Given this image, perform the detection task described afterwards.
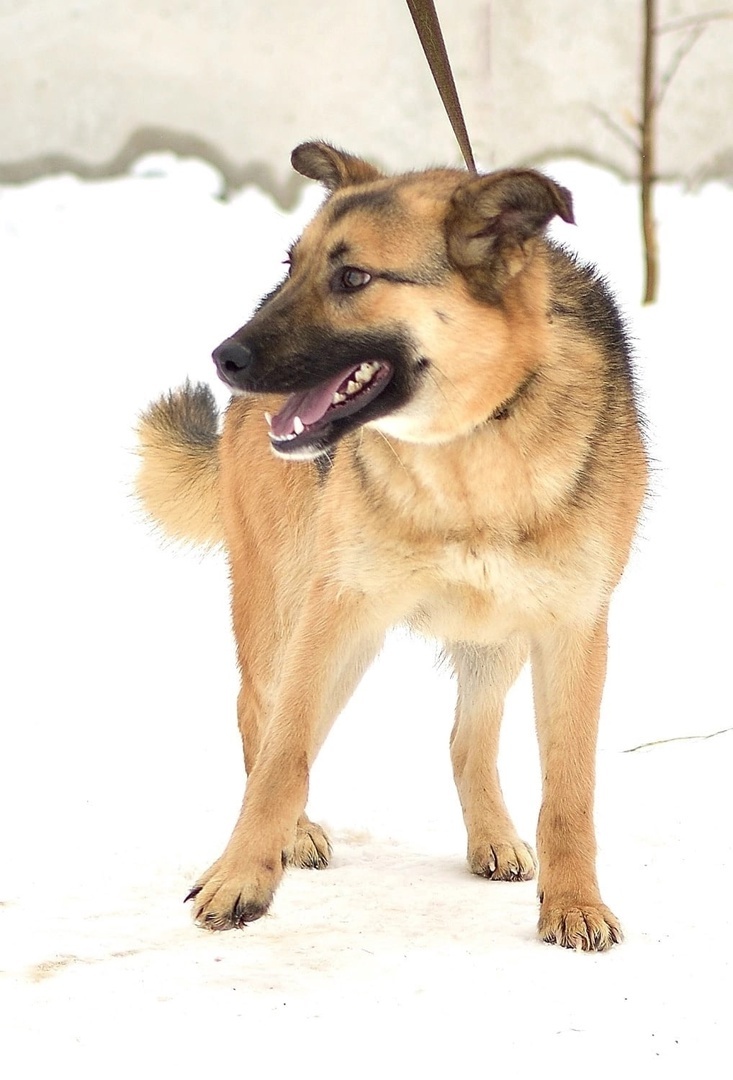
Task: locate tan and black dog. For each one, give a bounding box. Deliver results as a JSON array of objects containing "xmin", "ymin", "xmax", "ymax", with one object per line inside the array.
[{"xmin": 137, "ymin": 142, "xmax": 647, "ymax": 949}]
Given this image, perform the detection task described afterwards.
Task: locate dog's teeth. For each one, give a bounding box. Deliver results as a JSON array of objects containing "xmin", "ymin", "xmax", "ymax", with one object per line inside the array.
[
  {"xmin": 346, "ymin": 380, "xmax": 359, "ymax": 395},
  {"xmin": 355, "ymin": 367, "xmax": 370, "ymax": 385},
  {"xmin": 293, "ymin": 416, "xmax": 304, "ymax": 435},
  {"xmin": 332, "ymin": 391, "xmax": 346, "ymax": 404},
  {"xmin": 264, "ymin": 411, "xmax": 272, "ymax": 426}
]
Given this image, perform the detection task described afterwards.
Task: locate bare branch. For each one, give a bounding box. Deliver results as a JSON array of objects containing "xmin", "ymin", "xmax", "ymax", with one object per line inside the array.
[
  {"xmin": 655, "ymin": 24, "xmax": 706, "ymax": 109},
  {"xmin": 637, "ymin": 3, "xmax": 732, "ymax": 303},
  {"xmin": 657, "ymin": 10, "xmax": 733, "ymax": 34},
  {"xmin": 588, "ymin": 105, "xmax": 641, "ymax": 154},
  {"xmin": 623, "ymin": 727, "xmax": 733, "ymax": 753},
  {"xmin": 641, "ymin": 0, "xmax": 658, "ymax": 304}
]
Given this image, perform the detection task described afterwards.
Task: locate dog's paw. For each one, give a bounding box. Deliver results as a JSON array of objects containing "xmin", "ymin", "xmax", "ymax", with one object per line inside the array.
[
  {"xmin": 538, "ymin": 898, "xmax": 622, "ymax": 951},
  {"xmin": 286, "ymin": 816, "xmax": 332, "ymax": 869},
  {"xmin": 185, "ymin": 857, "xmax": 281, "ymax": 931},
  {"xmin": 468, "ymin": 837, "xmax": 537, "ymax": 881}
]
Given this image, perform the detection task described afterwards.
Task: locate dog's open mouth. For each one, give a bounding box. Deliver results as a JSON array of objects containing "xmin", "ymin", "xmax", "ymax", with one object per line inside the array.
[{"xmin": 267, "ymin": 360, "xmax": 393, "ymax": 453}]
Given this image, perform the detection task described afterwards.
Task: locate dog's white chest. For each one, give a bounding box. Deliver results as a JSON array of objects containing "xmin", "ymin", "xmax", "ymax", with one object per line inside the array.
[
  {"xmin": 440, "ymin": 539, "xmax": 535, "ymax": 595},
  {"xmin": 415, "ymin": 537, "xmax": 605, "ymax": 643}
]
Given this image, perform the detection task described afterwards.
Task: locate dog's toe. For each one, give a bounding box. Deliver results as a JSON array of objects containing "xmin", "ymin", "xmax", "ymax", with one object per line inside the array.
[
  {"xmin": 286, "ymin": 816, "xmax": 332, "ymax": 869},
  {"xmin": 539, "ymin": 899, "xmax": 622, "ymax": 951},
  {"xmin": 186, "ymin": 858, "xmax": 279, "ymax": 931},
  {"xmin": 468, "ymin": 838, "xmax": 537, "ymax": 881}
]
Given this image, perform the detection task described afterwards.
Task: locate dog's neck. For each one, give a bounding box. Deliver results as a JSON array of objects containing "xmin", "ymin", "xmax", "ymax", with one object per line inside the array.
[{"xmin": 349, "ymin": 360, "xmax": 599, "ymax": 545}]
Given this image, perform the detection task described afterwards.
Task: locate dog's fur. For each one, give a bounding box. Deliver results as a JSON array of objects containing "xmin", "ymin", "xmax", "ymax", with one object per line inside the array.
[{"xmin": 137, "ymin": 143, "xmax": 647, "ymax": 950}]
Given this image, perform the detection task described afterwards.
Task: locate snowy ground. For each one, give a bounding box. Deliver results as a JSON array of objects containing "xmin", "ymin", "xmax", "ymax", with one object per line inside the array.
[{"xmin": 0, "ymin": 153, "xmax": 731, "ymax": 1077}]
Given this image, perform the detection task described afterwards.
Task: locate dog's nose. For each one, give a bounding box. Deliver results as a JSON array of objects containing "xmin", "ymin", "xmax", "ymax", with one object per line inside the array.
[{"xmin": 212, "ymin": 338, "xmax": 253, "ymax": 377}]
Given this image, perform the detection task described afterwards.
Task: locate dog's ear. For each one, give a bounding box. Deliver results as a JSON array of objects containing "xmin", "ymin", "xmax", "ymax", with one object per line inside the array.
[
  {"xmin": 291, "ymin": 142, "xmax": 383, "ymax": 191},
  {"xmin": 446, "ymin": 170, "xmax": 574, "ymax": 300}
]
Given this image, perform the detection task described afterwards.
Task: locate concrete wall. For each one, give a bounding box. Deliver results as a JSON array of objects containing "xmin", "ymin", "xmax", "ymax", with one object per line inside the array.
[{"xmin": 1, "ymin": 0, "xmax": 731, "ymax": 200}]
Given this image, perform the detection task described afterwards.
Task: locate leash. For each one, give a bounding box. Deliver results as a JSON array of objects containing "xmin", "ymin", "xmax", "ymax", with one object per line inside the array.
[{"xmin": 405, "ymin": 0, "xmax": 477, "ymax": 173}]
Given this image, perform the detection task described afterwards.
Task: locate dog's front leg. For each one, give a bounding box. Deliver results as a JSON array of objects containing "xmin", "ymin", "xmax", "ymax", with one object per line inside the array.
[
  {"xmin": 531, "ymin": 609, "xmax": 622, "ymax": 950},
  {"xmin": 449, "ymin": 637, "xmax": 537, "ymax": 881},
  {"xmin": 188, "ymin": 580, "xmax": 385, "ymax": 931}
]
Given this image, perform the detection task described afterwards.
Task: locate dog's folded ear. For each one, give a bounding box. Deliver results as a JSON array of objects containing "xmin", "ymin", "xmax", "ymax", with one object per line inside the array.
[
  {"xmin": 447, "ymin": 170, "xmax": 575, "ymax": 301},
  {"xmin": 291, "ymin": 142, "xmax": 383, "ymax": 191}
]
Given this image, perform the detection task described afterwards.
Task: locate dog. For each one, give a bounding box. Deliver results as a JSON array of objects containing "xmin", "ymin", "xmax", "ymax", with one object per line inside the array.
[{"xmin": 136, "ymin": 142, "xmax": 647, "ymax": 950}]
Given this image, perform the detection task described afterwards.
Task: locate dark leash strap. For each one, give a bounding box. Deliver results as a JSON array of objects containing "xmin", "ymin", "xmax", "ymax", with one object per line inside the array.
[{"xmin": 405, "ymin": 0, "xmax": 477, "ymax": 173}]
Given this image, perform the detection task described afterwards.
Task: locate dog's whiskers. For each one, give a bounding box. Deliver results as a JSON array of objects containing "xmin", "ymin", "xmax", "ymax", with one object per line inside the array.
[
  {"xmin": 423, "ymin": 361, "xmax": 471, "ymax": 420},
  {"xmin": 375, "ymin": 429, "xmax": 411, "ymax": 479}
]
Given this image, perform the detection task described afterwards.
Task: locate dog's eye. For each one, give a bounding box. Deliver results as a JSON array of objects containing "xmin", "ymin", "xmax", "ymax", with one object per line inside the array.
[{"xmin": 337, "ymin": 267, "xmax": 372, "ymax": 291}]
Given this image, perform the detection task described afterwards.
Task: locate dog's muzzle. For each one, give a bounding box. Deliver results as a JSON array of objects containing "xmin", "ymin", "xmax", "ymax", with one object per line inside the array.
[{"xmin": 212, "ymin": 338, "xmax": 253, "ymax": 389}]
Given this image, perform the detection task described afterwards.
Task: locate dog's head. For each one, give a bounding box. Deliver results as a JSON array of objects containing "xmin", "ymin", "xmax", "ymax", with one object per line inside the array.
[{"xmin": 213, "ymin": 142, "xmax": 574, "ymax": 460}]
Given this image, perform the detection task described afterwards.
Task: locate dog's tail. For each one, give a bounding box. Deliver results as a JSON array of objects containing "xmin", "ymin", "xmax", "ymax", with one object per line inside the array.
[{"xmin": 135, "ymin": 381, "xmax": 224, "ymax": 547}]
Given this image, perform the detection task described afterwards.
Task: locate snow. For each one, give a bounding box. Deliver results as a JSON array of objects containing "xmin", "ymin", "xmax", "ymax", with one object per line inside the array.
[{"xmin": 0, "ymin": 153, "xmax": 731, "ymax": 1077}]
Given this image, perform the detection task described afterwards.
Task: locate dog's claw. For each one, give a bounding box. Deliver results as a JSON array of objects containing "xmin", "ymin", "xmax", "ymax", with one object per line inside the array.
[
  {"xmin": 538, "ymin": 901, "xmax": 622, "ymax": 951},
  {"xmin": 184, "ymin": 885, "xmax": 202, "ymax": 903}
]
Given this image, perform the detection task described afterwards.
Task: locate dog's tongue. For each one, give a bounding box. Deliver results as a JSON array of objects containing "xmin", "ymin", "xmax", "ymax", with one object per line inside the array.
[{"xmin": 270, "ymin": 368, "xmax": 355, "ymax": 437}]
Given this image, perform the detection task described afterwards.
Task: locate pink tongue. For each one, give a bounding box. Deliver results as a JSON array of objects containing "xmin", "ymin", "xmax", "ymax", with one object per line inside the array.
[{"xmin": 270, "ymin": 367, "xmax": 356, "ymax": 437}]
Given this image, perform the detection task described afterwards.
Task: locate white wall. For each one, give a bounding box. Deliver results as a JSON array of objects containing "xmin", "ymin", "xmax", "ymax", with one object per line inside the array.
[{"xmin": 1, "ymin": 0, "xmax": 731, "ymax": 199}]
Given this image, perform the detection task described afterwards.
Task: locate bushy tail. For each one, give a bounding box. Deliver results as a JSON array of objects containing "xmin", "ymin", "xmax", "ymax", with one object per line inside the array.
[{"xmin": 135, "ymin": 381, "xmax": 224, "ymax": 547}]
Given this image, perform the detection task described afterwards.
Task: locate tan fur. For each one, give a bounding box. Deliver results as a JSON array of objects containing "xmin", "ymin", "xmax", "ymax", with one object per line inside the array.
[
  {"xmin": 137, "ymin": 145, "xmax": 647, "ymax": 949},
  {"xmin": 136, "ymin": 383, "xmax": 223, "ymax": 547}
]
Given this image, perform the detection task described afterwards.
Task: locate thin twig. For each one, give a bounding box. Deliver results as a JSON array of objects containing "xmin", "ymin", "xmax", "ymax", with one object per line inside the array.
[
  {"xmin": 655, "ymin": 25, "xmax": 706, "ymax": 109},
  {"xmin": 657, "ymin": 11, "xmax": 733, "ymax": 34},
  {"xmin": 589, "ymin": 105, "xmax": 641, "ymax": 154},
  {"xmin": 622, "ymin": 727, "xmax": 733, "ymax": 753},
  {"xmin": 641, "ymin": 0, "xmax": 658, "ymax": 304}
]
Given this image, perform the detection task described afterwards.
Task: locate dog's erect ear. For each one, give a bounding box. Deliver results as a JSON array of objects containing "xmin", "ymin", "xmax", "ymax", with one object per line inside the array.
[
  {"xmin": 291, "ymin": 142, "xmax": 383, "ymax": 191},
  {"xmin": 446, "ymin": 169, "xmax": 574, "ymax": 300}
]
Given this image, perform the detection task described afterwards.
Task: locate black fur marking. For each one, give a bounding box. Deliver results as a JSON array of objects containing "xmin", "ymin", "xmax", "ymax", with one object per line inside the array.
[
  {"xmin": 222, "ymin": 317, "xmax": 422, "ymax": 457},
  {"xmin": 545, "ymin": 244, "xmax": 647, "ymax": 508},
  {"xmin": 328, "ymin": 187, "xmax": 395, "ymax": 225},
  {"xmin": 314, "ymin": 452, "xmax": 334, "ymax": 481},
  {"xmin": 351, "ymin": 446, "xmax": 393, "ymax": 514},
  {"xmin": 351, "ymin": 447, "xmax": 372, "ymax": 496},
  {"xmin": 548, "ymin": 245, "xmax": 631, "ymax": 362},
  {"xmin": 328, "ymin": 240, "xmax": 351, "ymax": 264},
  {"xmin": 376, "ymin": 269, "xmax": 433, "ymax": 286},
  {"xmin": 488, "ymin": 371, "xmax": 538, "ymax": 422}
]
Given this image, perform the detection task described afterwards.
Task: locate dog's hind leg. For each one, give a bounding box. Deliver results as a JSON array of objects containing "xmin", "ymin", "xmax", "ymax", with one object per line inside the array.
[
  {"xmin": 188, "ymin": 579, "xmax": 386, "ymax": 930},
  {"xmin": 531, "ymin": 609, "xmax": 622, "ymax": 951},
  {"xmin": 449, "ymin": 637, "xmax": 536, "ymax": 882}
]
